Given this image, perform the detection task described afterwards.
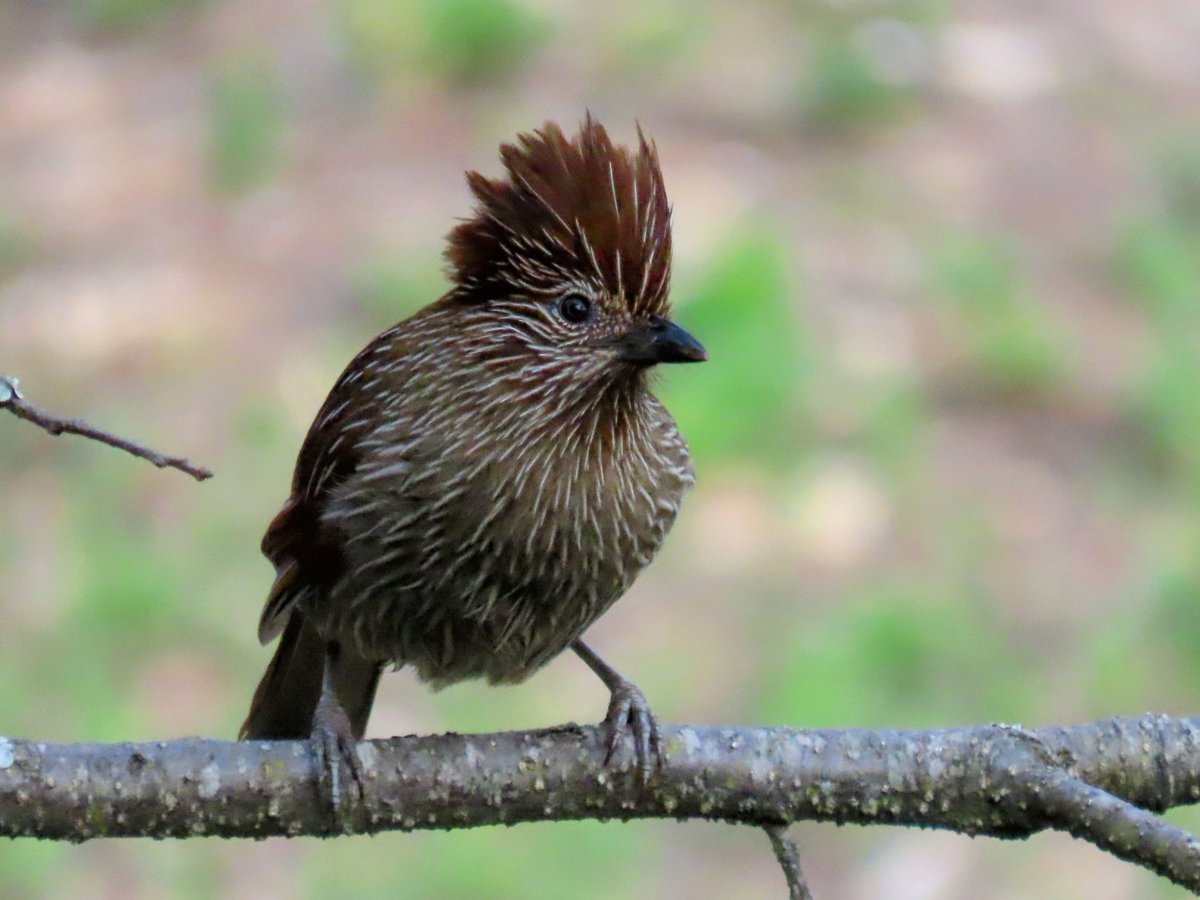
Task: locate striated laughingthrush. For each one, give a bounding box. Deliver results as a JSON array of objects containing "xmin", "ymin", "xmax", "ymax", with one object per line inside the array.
[{"xmin": 241, "ymin": 117, "xmax": 705, "ymax": 775}]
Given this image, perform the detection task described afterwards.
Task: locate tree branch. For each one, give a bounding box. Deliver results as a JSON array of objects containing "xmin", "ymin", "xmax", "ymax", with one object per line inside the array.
[
  {"xmin": 2, "ymin": 715, "xmax": 1199, "ymax": 891},
  {"xmin": 0, "ymin": 376, "xmax": 212, "ymax": 481}
]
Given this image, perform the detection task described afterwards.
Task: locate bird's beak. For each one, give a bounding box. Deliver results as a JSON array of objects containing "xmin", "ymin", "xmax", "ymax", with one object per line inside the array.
[{"xmin": 613, "ymin": 316, "xmax": 708, "ymax": 365}]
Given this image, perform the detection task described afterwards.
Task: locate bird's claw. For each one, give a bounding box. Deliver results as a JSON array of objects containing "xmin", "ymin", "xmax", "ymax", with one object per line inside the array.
[
  {"xmin": 602, "ymin": 679, "xmax": 662, "ymax": 781},
  {"xmin": 310, "ymin": 698, "xmax": 364, "ymax": 827}
]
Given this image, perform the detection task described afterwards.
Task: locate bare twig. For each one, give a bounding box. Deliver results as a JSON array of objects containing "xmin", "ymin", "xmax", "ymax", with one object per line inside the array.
[
  {"xmin": 765, "ymin": 824, "xmax": 813, "ymax": 900},
  {"xmin": 0, "ymin": 376, "xmax": 212, "ymax": 481},
  {"xmin": 1037, "ymin": 769, "xmax": 1200, "ymax": 889},
  {"xmin": 2, "ymin": 716, "xmax": 1200, "ymax": 892}
]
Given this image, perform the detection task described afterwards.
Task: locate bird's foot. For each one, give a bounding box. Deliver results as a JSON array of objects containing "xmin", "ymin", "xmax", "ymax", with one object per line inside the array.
[
  {"xmin": 601, "ymin": 678, "xmax": 662, "ymax": 781},
  {"xmin": 310, "ymin": 694, "xmax": 364, "ymax": 827}
]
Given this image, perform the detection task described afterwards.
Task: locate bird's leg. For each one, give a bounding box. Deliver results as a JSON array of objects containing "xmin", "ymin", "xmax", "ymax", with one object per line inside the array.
[
  {"xmin": 572, "ymin": 639, "xmax": 662, "ymax": 780},
  {"xmin": 311, "ymin": 642, "xmax": 365, "ymax": 823}
]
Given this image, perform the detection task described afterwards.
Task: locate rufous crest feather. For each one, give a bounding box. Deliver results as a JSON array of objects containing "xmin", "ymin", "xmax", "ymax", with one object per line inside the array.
[{"xmin": 447, "ymin": 115, "xmax": 672, "ymax": 318}]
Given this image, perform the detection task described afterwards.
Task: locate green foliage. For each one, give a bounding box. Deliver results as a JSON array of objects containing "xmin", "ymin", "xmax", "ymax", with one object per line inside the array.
[
  {"xmin": 927, "ymin": 233, "xmax": 1068, "ymax": 393},
  {"xmin": 1112, "ymin": 217, "xmax": 1200, "ymax": 496},
  {"xmin": 69, "ymin": 0, "xmax": 200, "ymax": 30},
  {"xmin": 424, "ymin": 0, "xmax": 546, "ymax": 83},
  {"xmin": 1138, "ymin": 567, "xmax": 1200, "ymax": 704},
  {"xmin": 592, "ymin": 0, "xmax": 705, "ymax": 82},
  {"xmin": 0, "ymin": 843, "xmax": 68, "ymax": 897},
  {"xmin": 339, "ymin": 0, "xmax": 547, "ymax": 86},
  {"xmin": 70, "ymin": 518, "xmax": 181, "ymax": 640},
  {"xmin": 857, "ymin": 382, "xmax": 929, "ymax": 479},
  {"xmin": 305, "ymin": 823, "xmax": 646, "ymax": 900},
  {"xmin": 1155, "ymin": 141, "xmax": 1200, "ymax": 232},
  {"xmin": 1080, "ymin": 617, "xmax": 1152, "ymax": 715},
  {"xmin": 208, "ymin": 58, "xmax": 286, "ymax": 195},
  {"xmin": 756, "ymin": 579, "xmax": 1032, "ymax": 728},
  {"xmin": 791, "ymin": 1, "xmax": 946, "ymax": 132},
  {"xmin": 800, "ymin": 36, "xmax": 912, "ymax": 131},
  {"xmin": 349, "ymin": 252, "xmax": 445, "ymax": 326},
  {"xmin": 0, "ymin": 211, "xmax": 36, "ymax": 276},
  {"xmin": 1113, "ymin": 220, "xmax": 1200, "ymax": 320},
  {"xmin": 1139, "ymin": 340, "xmax": 1200, "ymax": 496},
  {"xmin": 659, "ymin": 225, "xmax": 811, "ymax": 468}
]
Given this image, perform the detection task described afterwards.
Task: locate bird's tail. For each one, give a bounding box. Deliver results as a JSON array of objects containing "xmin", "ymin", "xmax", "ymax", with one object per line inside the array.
[{"xmin": 240, "ymin": 613, "xmax": 383, "ymax": 740}]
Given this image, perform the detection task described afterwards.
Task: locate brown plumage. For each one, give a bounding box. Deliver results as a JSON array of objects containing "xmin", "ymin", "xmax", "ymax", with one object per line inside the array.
[{"xmin": 242, "ymin": 117, "xmax": 705, "ymax": 776}]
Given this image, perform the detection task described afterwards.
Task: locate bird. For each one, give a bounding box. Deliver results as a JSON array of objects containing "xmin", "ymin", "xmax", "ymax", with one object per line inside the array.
[{"xmin": 241, "ymin": 116, "xmax": 706, "ymax": 792}]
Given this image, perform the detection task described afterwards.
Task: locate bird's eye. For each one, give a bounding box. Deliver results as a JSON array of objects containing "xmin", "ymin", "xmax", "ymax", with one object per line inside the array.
[{"xmin": 557, "ymin": 293, "xmax": 593, "ymax": 324}]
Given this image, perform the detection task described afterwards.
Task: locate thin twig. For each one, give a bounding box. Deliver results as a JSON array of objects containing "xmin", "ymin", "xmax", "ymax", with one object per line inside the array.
[
  {"xmin": 0, "ymin": 376, "xmax": 212, "ymax": 481},
  {"xmin": 1036, "ymin": 769, "xmax": 1200, "ymax": 889},
  {"xmin": 765, "ymin": 824, "xmax": 813, "ymax": 900}
]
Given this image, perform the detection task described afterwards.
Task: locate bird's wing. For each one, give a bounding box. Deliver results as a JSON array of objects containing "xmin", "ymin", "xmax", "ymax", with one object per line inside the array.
[{"xmin": 257, "ymin": 328, "xmax": 403, "ymax": 644}]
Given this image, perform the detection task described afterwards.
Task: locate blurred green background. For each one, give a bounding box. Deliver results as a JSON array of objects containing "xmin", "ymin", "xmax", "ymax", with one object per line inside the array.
[{"xmin": 1, "ymin": 0, "xmax": 1199, "ymax": 897}]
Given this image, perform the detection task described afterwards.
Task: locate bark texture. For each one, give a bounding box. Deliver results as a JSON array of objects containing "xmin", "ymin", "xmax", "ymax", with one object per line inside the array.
[{"xmin": 2, "ymin": 716, "xmax": 1199, "ymax": 891}]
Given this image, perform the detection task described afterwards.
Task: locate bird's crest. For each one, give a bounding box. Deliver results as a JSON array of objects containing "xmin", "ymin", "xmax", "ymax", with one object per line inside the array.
[{"xmin": 447, "ymin": 116, "xmax": 672, "ymax": 319}]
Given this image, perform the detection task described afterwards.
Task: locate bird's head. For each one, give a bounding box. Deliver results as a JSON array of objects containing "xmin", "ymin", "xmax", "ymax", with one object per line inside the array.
[{"xmin": 444, "ymin": 117, "xmax": 706, "ymax": 388}]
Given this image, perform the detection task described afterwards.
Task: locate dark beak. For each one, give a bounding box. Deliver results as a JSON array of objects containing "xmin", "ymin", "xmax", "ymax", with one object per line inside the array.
[{"xmin": 613, "ymin": 316, "xmax": 708, "ymax": 365}]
